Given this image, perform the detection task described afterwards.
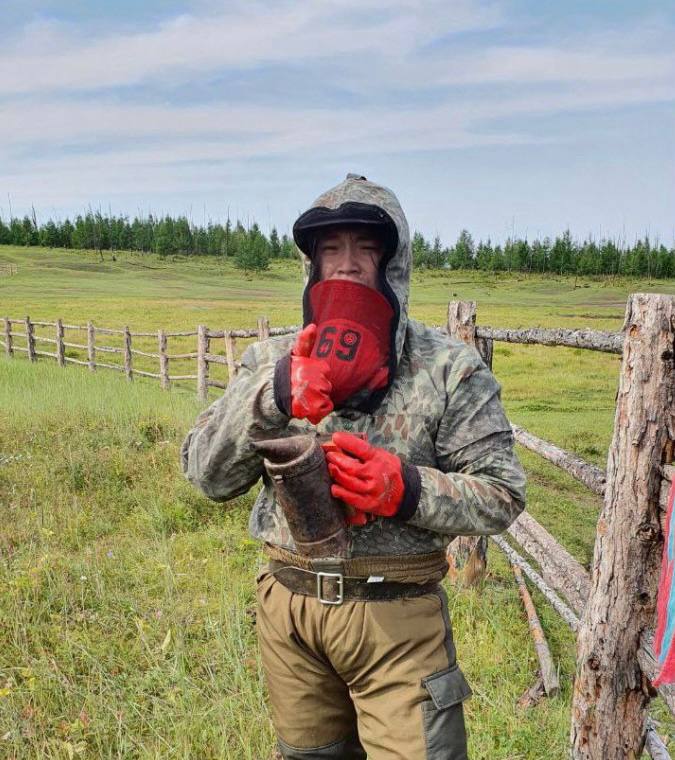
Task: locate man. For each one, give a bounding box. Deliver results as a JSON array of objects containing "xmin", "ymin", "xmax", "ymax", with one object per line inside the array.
[{"xmin": 181, "ymin": 174, "xmax": 526, "ymax": 759}]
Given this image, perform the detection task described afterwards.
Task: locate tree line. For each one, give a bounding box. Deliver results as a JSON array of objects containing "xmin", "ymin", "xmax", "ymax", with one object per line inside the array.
[
  {"xmin": 1, "ymin": 212, "xmax": 674, "ymax": 277},
  {"xmin": 0, "ymin": 212, "xmax": 291, "ymax": 271},
  {"xmin": 412, "ymin": 230, "xmax": 675, "ymax": 278}
]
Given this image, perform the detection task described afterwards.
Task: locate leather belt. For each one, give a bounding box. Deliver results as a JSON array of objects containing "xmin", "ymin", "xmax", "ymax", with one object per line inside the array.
[{"xmin": 268, "ymin": 559, "xmax": 439, "ymax": 605}]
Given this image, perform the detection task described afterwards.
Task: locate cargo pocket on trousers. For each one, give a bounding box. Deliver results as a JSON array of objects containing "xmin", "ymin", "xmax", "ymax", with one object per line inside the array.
[{"xmin": 421, "ymin": 664, "xmax": 472, "ymax": 760}]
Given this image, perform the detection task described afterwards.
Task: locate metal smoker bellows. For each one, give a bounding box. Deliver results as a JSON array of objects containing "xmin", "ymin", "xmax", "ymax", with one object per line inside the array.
[{"xmin": 252, "ymin": 434, "xmax": 348, "ymax": 558}]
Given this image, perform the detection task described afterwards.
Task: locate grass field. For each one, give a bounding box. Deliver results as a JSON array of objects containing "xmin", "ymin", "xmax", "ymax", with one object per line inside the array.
[{"xmin": 1, "ymin": 244, "xmax": 674, "ymax": 758}]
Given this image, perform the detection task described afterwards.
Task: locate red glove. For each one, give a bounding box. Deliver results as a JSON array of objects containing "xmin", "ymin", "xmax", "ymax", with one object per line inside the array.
[
  {"xmin": 290, "ymin": 324, "xmax": 334, "ymax": 425},
  {"xmin": 323, "ymin": 432, "xmax": 405, "ymax": 524}
]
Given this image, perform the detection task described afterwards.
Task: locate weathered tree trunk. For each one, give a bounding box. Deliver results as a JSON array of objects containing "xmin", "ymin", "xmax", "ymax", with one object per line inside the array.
[
  {"xmin": 446, "ymin": 301, "xmax": 490, "ymax": 586},
  {"xmin": 224, "ymin": 330, "xmax": 237, "ymax": 384},
  {"xmin": 257, "ymin": 315, "xmax": 270, "ymax": 341},
  {"xmin": 512, "ymin": 564, "xmax": 560, "ymax": 696},
  {"xmin": 158, "ymin": 329, "xmax": 169, "ymax": 390},
  {"xmin": 4, "ymin": 317, "xmax": 13, "ymax": 357},
  {"xmin": 447, "ymin": 300, "xmax": 476, "ymax": 345},
  {"xmin": 197, "ymin": 325, "xmax": 209, "ymax": 402},
  {"xmin": 87, "ymin": 321, "xmax": 96, "ymax": 372},
  {"xmin": 55, "ymin": 319, "xmax": 65, "ymax": 367},
  {"xmin": 25, "ymin": 316, "xmax": 36, "ymax": 361},
  {"xmin": 508, "ymin": 511, "xmax": 591, "ymax": 617},
  {"xmin": 571, "ymin": 293, "xmax": 675, "ymax": 759},
  {"xmin": 476, "ymin": 335, "xmax": 493, "ymax": 369},
  {"xmin": 475, "ymin": 325, "xmax": 623, "ymax": 354},
  {"xmin": 491, "ymin": 534, "xmax": 580, "ymax": 631},
  {"xmin": 123, "ymin": 325, "xmax": 133, "ymax": 381},
  {"xmin": 512, "ymin": 424, "xmax": 606, "ymax": 496}
]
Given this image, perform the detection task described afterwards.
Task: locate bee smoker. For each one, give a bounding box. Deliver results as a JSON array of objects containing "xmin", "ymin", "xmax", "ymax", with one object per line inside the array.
[{"xmin": 252, "ymin": 434, "xmax": 349, "ymax": 558}]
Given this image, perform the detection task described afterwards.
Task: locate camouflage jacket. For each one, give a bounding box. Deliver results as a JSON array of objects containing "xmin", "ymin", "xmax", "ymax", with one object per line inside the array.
[{"xmin": 181, "ymin": 175, "xmax": 526, "ymax": 557}]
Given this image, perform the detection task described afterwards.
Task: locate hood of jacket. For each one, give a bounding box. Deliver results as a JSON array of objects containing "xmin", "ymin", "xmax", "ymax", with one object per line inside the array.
[{"xmin": 294, "ymin": 174, "xmax": 411, "ymax": 413}]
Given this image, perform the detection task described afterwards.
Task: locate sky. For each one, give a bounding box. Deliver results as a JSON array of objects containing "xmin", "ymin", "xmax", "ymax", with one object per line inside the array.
[{"xmin": 1, "ymin": 0, "xmax": 674, "ymax": 245}]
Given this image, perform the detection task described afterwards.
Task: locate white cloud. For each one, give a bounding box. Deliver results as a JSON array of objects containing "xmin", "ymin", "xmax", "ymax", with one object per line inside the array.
[{"xmin": 0, "ymin": 0, "xmax": 501, "ymax": 96}]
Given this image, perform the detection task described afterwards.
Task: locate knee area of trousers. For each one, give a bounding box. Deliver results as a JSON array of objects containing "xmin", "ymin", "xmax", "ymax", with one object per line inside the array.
[{"xmin": 277, "ymin": 731, "xmax": 366, "ymax": 759}]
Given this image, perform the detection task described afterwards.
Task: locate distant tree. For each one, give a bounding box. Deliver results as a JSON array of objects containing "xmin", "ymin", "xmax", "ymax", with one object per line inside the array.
[
  {"xmin": 656, "ymin": 244, "xmax": 674, "ymax": 279},
  {"xmin": 530, "ymin": 239, "xmax": 549, "ymax": 273},
  {"xmin": 39, "ymin": 219, "xmax": 61, "ymax": 248},
  {"xmin": 491, "ymin": 244, "xmax": 505, "ymax": 271},
  {"xmin": 131, "ymin": 216, "xmax": 154, "ymax": 252},
  {"xmin": 109, "ymin": 215, "xmax": 132, "ymax": 252},
  {"xmin": 154, "ymin": 217, "xmax": 175, "ymax": 257},
  {"xmin": 223, "ymin": 219, "xmax": 232, "ymax": 256},
  {"xmin": 235, "ymin": 227, "xmax": 270, "ymax": 271},
  {"xmin": 17, "ymin": 216, "xmax": 39, "ymax": 246},
  {"xmin": 550, "ymin": 230, "xmax": 575, "ymax": 275},
  {"xmin": 599, "ymin": 240, "xmax": 620, "ymax": 276},
  {"xmin": 429, "ymin": 236, "xmax": 445, "ymax": 268},
  {"xmin": 277, "ymin": 233, "xmax": 293, "ymax": 259},
  {"xmin": 229, "ymin": 221, "xmax": 248, "ymax": 259},
  {"xmin": 72, "ymin": 214, "xmax": 92, "ymax": 249},
  {"xmin": 173, "ymin": 216, "xmax": 193, "ymax": 254},
  {"xmin": 202, "ymin": 223, "xmax": 222, "ymax": 256},
  {"xmin": 412, "ymin": 231, "xmax": 431, "ymax": 269},
  {"xmin": 577, "ymin": 240, "xmax": 599, "ymax": 275},
  {"xmin": 269, "ymin": 227, "xmax": 282, "ymax": 258},
  {"xmin": 449, "ymin": 230, "xmax": 475, "ymax": 269},
  {"xmin": 0, "ymin": 218, "xmax": 10, "ymax": 244},
  {"xmin": 60, "ymin": 219, "xmax": 75, "ymax": 248},
  {"xmin": 511, "ymin": 239, "xmax": 530, "ymax": 271},
  {"xmin": 475, "ymin": 239, "xmax": 493, "ymax": 271}
]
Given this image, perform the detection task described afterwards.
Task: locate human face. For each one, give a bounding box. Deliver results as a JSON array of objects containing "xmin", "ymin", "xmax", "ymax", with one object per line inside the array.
[{"xmin": 315, "ymin": 227, "xmax": 385, "ymax": 290}]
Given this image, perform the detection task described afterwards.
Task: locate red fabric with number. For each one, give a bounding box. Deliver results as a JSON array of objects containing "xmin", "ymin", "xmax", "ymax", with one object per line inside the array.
[{"xmin": 309, "ymin": 279, "xmax": 393, "ymax": 405}]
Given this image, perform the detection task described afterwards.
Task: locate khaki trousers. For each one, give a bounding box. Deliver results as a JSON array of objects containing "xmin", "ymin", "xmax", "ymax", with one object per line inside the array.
[{"xmin": 255, "ymin": 568, "xmax": 472, "ymax": 759}]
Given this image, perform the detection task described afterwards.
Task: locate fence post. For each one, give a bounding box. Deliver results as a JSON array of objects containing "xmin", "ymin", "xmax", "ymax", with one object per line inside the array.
[
  {"xmin": 3, "ymin": 317, "xmax": 12, "ymax": 358},
  {"xmin": 123, "ymin": 325, "xmax": 133, "ymax": 381},
  {"xmin": 25, "ymin": 316, "xmax": 36, "ymax": 362},
  {"xmin": 257, "ymin": 316, "xmax": 270, "ymax": 341},
  {"xmin": 571, "ymin": 293, "xmax": 675, "ymax": 758},
  {"xmin": 446, "ymin": 300, "xmax": 488, "ymax": 586},
  {"xmin": 87, "ymin": 322, "xmax": 96, "ymax": 371},
  {"xmin": 447, "ymin": 300, "xmax": 494, "ymax": 368},
  {"xmin": 476, "ymin": 334, "xmax": 493, "ymax": 370},
  {"xmin": 158, "ymin": 329, "xmax": 169, "ymax": 390},
  {"xmin": 224, "ymin": 329, "xmax": 237, "ymax": 384},
  {"xmin": 56, "ymin": 319, "xmax": 65, "ymax": 367},
  {"xmin": 197, "ymin": 325, "xmax": 209, "ymax": 402}
]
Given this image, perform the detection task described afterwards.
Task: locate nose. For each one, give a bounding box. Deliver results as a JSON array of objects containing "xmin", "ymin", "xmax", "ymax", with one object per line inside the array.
[{"xmin": 335, "ymin": 241, "xmax": 361, "ymax": 276}]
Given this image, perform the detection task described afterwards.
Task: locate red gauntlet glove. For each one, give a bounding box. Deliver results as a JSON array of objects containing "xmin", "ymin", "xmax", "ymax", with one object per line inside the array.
[
  {"xmin": 290, "ymin": 324, "xmax": 334, "ymax": 425},
  {"xmin": 323, "ymin": 432, "xmax": 406, "ymax": 525}
]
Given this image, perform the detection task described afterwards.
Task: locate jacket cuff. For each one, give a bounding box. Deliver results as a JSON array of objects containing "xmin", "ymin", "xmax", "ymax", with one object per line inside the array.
[
  {"xmin": 273, "ymin": 354, "xmax": 292, "ymax": 417},
  {"xmin": 398, "ymin": 463, "xmax": 421, "ymax": 521}
]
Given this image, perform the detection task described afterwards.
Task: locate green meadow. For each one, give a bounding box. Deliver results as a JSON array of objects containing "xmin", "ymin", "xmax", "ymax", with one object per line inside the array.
[{"xmin": 1, "ymin": 244, "xmax": 674, "ymax": 758}]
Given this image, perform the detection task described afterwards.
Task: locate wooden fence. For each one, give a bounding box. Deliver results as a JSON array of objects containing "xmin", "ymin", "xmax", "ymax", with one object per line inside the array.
[
  {"xmin": 444, "ymin": 295, "xmax": 675, "ymax": 759},
  {"xmin": 0, "ymin": 264, "xmax": 18, "ymax": 276},
  {"xmin": 0, "ymin": 315, "xmax": 296, "ymax": 401},
  {"xmin": 3, "ymin": 294, "xmax": 674, "ymax": 758}
]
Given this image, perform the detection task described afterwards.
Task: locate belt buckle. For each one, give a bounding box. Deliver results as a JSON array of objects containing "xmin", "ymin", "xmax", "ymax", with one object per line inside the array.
[{"xmin": 316, "ymin": 571, "xmax": 344, "ymax": 605}]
